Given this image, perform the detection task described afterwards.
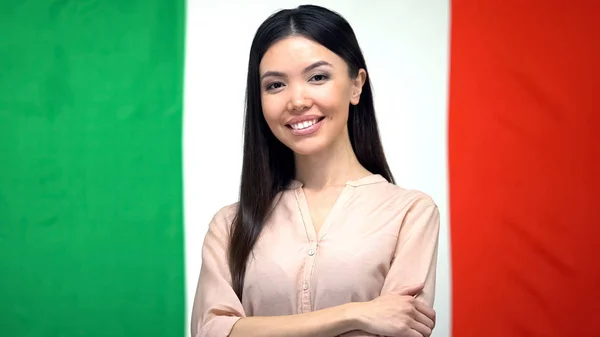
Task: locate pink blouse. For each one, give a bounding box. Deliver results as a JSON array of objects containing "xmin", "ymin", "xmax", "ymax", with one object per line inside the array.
[{"xmin": 191, "ymin": 174, "xmax": 440, "ymax": 337}]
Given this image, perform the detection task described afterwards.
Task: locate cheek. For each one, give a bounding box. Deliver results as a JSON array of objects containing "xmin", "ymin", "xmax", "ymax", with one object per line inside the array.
[
  {"xmin": 312, "ymin": 84, "xmax": 352, "ymax": 116},
  {"xmin": 261, "ymin": 95, "xmax": 278, "ymax": 121},
  {"xmin": 261, "ymin": 96, "xmax": 286, "ymax": 134}
]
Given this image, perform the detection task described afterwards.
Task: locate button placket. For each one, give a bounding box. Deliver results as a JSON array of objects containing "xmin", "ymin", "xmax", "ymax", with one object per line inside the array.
[{"xmin": 300, "ymin": 241, "xmax": 319, "ymax": 312}]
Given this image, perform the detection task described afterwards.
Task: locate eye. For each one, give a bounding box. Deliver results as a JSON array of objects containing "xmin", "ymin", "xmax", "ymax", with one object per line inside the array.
[
  {"xmin": 265, "ymin": 82, "xmax": 285, "ymax": 91},
  {"xmin": 309, "ymin": 74, "xmax": 329, "ymax": 82}
]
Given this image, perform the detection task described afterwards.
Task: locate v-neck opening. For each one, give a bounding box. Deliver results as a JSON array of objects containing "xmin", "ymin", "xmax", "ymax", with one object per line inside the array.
[
  {"xmin": 290, "ymin": 174, "xmax": 387, "ymax": 241},
  {"xmin": 294, "ymin": 185, "xmax": 353, "ymax": 241}
]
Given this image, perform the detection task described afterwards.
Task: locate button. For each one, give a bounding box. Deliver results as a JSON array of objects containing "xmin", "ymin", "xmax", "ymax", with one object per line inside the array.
[
  {"xmin": 303, "ymin": 283, "xmax": 309, "ymax": 290},
  {"xmin": 308, "ymin": 249, "xmax": 315, "ymax": 256}
]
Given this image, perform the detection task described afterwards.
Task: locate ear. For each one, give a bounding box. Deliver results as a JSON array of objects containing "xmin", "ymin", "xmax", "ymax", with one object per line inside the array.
[{"xmin": 350, "ymin": 69, "xmax": 367, "ymax": 106}]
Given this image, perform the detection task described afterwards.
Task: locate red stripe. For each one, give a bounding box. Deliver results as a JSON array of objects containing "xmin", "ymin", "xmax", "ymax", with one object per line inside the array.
[{"xmin": 448, "ymin": 1, "xmax": 600, "ymax": 336}]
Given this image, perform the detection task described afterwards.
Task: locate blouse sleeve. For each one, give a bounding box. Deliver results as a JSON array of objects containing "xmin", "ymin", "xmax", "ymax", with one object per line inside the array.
[
  {"xmin": 380, "ymin": 197, "xmax": 441, "ymax": 306},
  {"xmin": 340, "ymin": 196, "xmax": 441, "ymax": 337},
  {"xmin": 191, "ymin": 207, "xmax": 246, "ymax": 337}
]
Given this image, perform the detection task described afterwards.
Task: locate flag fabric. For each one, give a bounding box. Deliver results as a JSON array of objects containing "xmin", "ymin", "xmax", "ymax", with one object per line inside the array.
[
  {"xmin": 0, "ymin": 1, "xmax": 186, "ymax": 336},
  {"xmin": 448, "ymin": 1, "xmax": 600, "ymax": 336},
  {"xmin": 1, "ymin": 1, "xmax": 598, "ymax": 337}
]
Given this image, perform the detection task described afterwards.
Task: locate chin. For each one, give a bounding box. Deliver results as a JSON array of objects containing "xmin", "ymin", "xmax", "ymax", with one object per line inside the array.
[{"xmin": 284, "ymin": 138, "xmax": 331, "ymax": 156}]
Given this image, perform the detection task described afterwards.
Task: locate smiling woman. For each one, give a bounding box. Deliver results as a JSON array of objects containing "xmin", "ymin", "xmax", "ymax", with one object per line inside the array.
[
  {"xmin": 190, "ymin": 4, "xmax": 440, "ymax": 337},
  {"xmin": 260, "ymin": 38, "xmax": 366, "ymax": 156}
]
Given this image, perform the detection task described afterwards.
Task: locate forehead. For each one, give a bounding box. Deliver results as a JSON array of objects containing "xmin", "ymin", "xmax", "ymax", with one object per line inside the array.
[{"xmin": 259, "ymin": 36, "xmax": 343, "ymax": 73}]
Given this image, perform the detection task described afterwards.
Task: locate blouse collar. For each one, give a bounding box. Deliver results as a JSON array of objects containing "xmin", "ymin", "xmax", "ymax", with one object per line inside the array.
[{"xmin": 287, "ymin": 174, "xmax": 388, "ymax": 189}]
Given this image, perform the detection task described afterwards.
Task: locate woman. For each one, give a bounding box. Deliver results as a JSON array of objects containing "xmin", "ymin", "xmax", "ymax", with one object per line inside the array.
[{"xmin": 191, "ymin": 4, "xmax": 440, "ymax": 337}]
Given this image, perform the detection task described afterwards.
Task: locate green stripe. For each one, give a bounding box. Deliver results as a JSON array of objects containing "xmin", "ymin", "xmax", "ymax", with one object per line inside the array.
[{"xmin": 0, "ymin": 1, "xmax": 186, "ymax": 336}]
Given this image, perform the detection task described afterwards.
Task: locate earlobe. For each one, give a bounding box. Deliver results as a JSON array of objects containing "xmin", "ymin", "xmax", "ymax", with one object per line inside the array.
[
  {"xmin": 350, "ymin": 69, "xmax": 367, "ymax": 105},
  {"xmin": 350, "ymin": 88, "xmax": 361, "ymax": 105}
]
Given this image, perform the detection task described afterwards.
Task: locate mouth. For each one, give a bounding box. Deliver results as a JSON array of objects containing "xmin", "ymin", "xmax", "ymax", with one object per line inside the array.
[
  {"xmin": 286, "ymin": 116, "xmax": 325, "ymax": 130},
  {"xmin": 286, "ymin": 116, "xmax": 326, "ymax": 136}
]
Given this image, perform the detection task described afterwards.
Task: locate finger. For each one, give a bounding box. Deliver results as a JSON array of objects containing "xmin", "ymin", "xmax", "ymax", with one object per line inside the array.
[
  {"xmin": 402, "ymin": 327, "xmax": 424, "ymax": 337},
  {"xmin": 414, "ymin": 300, "xmax": 436, "ymax": 325},
  {"xmin": 413, "ymin": 308, "xmax": 435, "ymax": 330},
  {"xmin": 398, "ymin": 283, "xmax": 425, "ymax": 296},
  {"xmin": 409, "ymin": 319, "xmax": 432, "ymax": 337},
  {"xmin": 409, "ymin": 331, "xmax": 424, "ymax": 337}
]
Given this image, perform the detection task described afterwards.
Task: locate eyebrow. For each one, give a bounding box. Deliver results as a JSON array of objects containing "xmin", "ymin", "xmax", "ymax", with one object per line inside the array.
[{"xmin": 260, "ymin": 60, "xmax": 333, "ymax": 81}]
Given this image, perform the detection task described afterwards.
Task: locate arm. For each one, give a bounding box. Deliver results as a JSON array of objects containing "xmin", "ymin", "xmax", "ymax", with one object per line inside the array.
[
  {"xmin": 341, "ymin": 196, "xmax": 441, "ymax": 337},
  {"xmin": 190, "ymin": 207, "xmax": 363, "ymax": 337},
  {"xmin": 190, "ymin": 208, "xmax": 245, "ymax": 337},
  {"xmin": 229, "ymin": 303, "xmax": 362, "ymax": 337},
  {"xmin": 380, "ymin": 197, "xmax": 440, "ymax": 306}
]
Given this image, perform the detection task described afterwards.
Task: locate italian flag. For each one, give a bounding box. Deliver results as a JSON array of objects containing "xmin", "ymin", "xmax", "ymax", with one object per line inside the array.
[{"xmin": 1, "ymin": 1, "xmax": 598, "ymax": 337}]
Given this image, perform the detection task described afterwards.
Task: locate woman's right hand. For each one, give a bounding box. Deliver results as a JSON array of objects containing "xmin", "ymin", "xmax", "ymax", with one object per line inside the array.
[{"xmin": 355, "ymin": 283, "xmax": 436, "ymax": 337}]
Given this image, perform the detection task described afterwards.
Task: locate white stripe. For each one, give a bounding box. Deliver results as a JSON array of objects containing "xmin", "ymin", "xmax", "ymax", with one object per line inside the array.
[{"xmin": 184, "ymin": 1, "xmax": 451, "ymax": 336}]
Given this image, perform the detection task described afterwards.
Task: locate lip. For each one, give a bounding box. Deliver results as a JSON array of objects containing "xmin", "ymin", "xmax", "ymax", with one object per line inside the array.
[
  {"xmin": 285, "ymin": 114, "xmax": 324, "ymax": 125},
  {"xmin": 287, "ymin": 117, "xmax": 325, "ymax": 136}
]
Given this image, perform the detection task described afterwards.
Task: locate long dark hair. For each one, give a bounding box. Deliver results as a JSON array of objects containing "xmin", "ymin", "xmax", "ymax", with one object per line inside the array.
[{"xmin": 228, "ymin": 4, "xmax": 395, "ymax": 300}]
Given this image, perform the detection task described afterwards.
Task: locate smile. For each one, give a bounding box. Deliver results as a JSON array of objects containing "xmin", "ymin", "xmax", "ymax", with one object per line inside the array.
[{"xmin": 286, "ymin": 116, "xmax": 325, "ymax": 136}]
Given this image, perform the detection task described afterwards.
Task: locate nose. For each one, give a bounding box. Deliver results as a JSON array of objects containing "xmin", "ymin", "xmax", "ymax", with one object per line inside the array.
[{"xmin": 286, "ymin": 85, "xmax": 312, "ymax": 113}]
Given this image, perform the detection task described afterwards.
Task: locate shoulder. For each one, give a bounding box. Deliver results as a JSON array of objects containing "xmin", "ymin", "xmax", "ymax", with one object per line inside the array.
[
  {"xmin": 374, "ymin": 180, "xmax": 438, "ymax": 213},
  {"xmin": 207, "ymin": 202, "xmax": 239, "ymax": 236},
  {"xmin": 382, "ymin": 184, "xmax": 440, "ymax": 235}
]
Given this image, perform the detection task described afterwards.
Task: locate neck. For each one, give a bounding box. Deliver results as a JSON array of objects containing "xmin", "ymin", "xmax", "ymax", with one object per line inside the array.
[{"xmin": 294, "ymin": 131, "xmax": 371, "ymax": 190}]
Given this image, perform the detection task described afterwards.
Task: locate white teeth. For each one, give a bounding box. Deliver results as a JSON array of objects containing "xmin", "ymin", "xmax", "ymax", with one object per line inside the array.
[{"xmin": 291, "ymin": 119, "xmax": 319, "ymax": 130}]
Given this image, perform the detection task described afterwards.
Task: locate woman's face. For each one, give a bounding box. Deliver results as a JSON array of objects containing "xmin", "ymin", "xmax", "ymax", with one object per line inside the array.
[{"xmin": 259, "ymin": 36, "xmax": 366, "ymax": 156}]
